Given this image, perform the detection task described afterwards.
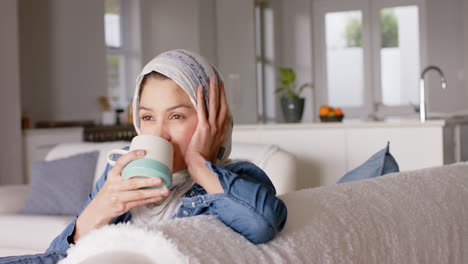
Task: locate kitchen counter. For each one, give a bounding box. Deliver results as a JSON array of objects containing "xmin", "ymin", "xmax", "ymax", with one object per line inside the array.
[
  {"xmin": 233, "ymin": 119, "xmax": 468, "ymax": 189},
  {"xmin": 236, "ymin": 119, "xmax": 450, "ymax": 129}
]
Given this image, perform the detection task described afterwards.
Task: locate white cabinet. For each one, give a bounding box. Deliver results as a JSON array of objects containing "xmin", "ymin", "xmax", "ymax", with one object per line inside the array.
[
  {"xmin": 233, "ymin": 120, "xmax": 459, "ymax": 189},
  {"xmin": 23, "ymin": 127, "xmax": 83, "ymax": 183}
]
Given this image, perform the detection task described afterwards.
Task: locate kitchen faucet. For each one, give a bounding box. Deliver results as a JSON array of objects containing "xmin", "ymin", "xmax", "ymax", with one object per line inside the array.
[{"xmin": 419, "ymin": 66, "xmax": 447, "ymax": 122}]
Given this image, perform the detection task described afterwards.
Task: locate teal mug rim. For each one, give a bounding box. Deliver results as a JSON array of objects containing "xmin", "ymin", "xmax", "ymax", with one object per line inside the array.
[{"xmin": 122, "ymin": 158, "xmax": 172, "ymax": 189}]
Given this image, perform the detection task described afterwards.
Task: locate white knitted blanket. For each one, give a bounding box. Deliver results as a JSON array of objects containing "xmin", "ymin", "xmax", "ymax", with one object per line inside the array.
[{"xmin": 60, "ymin": 162, "xmax": 468, "ymax": 264}]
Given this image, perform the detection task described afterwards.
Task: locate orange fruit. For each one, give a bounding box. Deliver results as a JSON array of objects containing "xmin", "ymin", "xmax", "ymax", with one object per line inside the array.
[
  {"xmin": 319, "ymin": 105, "xmax": 330, "ymax": 116},
  {"xmin": 335, "ymin": 108, "xmax": 343, "ymax": 116}
]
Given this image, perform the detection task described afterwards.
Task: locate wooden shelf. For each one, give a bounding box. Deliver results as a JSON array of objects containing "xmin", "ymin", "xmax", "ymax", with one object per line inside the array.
[{"xmin": 83, "ymin": 125, "xmax": 136, "ymax": 142}]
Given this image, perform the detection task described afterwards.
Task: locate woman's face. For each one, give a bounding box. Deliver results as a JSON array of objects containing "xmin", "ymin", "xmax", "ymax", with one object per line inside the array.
[{"xmin": 138, "ymin": 77, "xmax": 198, "ymax": 172}]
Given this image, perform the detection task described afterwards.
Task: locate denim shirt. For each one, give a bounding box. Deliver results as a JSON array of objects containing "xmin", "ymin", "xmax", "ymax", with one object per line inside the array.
[{"xmin": 46, "ymin": 158, "xmax": 287, "ymax": 253}]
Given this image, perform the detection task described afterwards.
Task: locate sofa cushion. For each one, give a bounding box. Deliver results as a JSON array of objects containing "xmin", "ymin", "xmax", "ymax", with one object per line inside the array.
[
  {"xmin": 45, "ymin": 141, "xmax": 129, "ymax": 185},
  {"xmin": 230, "ymin": 142, "xmax": 279, "ymax": 168},
  {"xmin": 20, "ymin": 151, "xmax": 99, "ymax": 216},
  {"xmin": 230, "ymin": 142, "xmax": 297, "ymax": 194},
  {"xmin": 0, "ymin": 214, "xmax": 73, "ymax": 255},
  {"xmin": 337, "ymin": 142, "xmax": 399, "ymax": 184}
]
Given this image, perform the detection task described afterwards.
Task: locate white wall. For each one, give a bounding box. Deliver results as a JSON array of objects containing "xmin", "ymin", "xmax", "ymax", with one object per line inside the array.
[
  {"xmin": 140, "ymin": 0, "xmax": 201, "ymax": 63},
  {"xmin": 216, "ymin": 0, "xmax": 258, "ymax": 124},
  {"xmin": 198, "ymin": 0, "xmax": 218, "ymax": 65},
  {"xmin": 140, "ymin": 0, "xmax": 258, "ymax": 124},
  {"xmin": 0, "ymin": 0, "xmax": 23, "ymax": 184},
  {"xmin": 425, "ymin": 0, "xmax": 468, "ymax": 113},
  {"xmin": 139, "ymin": 0, "xmax": 222, "ymax": 65},
  {"xmin": 19, "ymin": 0, "xmax": 107, "ymax": 125}
]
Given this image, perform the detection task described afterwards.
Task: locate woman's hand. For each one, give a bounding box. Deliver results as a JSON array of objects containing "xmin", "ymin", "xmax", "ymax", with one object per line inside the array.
[
  {"xmin": 184, "ymin": 76, "xmax": 231, "ymax": 193},
  {"xmin": 185, "ymin": 76, "xmax": 231, "ymax": 166},
  {"xmin": 73, "ymin": 150, "xmax": 170, "ymax": 243}
]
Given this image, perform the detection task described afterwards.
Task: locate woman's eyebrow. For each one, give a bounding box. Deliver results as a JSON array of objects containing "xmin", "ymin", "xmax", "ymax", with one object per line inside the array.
[
  {"xmin": 139, "ymin": 104, "xmax": 191, "ymax": 112},
  {"xmin": 139, "ymin": 106, "xmax": 153, "ymax": 111},
  {"xmin": 165, "ymin": 104, "xmax": 192, "ymax": 111}
]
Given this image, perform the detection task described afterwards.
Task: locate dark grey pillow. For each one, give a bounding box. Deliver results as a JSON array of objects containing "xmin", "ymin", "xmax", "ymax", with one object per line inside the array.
[
  {"xmin": 20, "ymin": 151, "xmax": 99, "ymax": 216},
  {"xmin": 337, "ymin": 142, "xmax": 399, "ymax": 184}
]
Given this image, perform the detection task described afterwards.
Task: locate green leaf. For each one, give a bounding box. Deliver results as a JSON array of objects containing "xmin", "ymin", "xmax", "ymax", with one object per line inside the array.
[
  {"xmin": 289, "ymin": 70, "xmax": 296, "ymax": 83},
  {"xmin": 275, "ymin": 87, "xmax": 285, "ymax": 94},
  {"xmin": 279, "ymin": 78, "xmax": 290, "ymax": 86},
  {"xmin": 279, "ymin": 68, "xmax": 295, "ymax": 86},
  {"xmin": 277, "ymin": 67, "xmax": 313, "ymax": 98},
  {"xmin": 298, "ymin": 83, "xmax": 311, "ymax": 94}
]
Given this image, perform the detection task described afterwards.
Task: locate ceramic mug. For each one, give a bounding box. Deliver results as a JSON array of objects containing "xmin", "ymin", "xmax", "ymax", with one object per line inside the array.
[{"xmin": 107, "ymin": 135, "xmax": 173, "ymax": 189}]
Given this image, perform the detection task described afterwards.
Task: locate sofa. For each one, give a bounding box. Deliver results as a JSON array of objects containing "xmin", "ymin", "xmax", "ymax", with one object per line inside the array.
[
  {"xmin": 61, "ymin": 161, "xmax": 468, "ymax": 264},
  {"xmin": 1, "ymin": 141, "xmax": 467, "ymax": 263},
  {"xmin": 0, "ymin": 141, "xmax": 297, "ymax": 257}
]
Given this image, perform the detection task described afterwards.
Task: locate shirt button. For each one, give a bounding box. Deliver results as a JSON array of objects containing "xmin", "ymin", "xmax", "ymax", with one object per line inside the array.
[
  {"xmin": 183, "ymin": 210, "xmax": 189, "ymax": 216},
  {"xmin": 191, "ymin": 202, "xmax": 196, "ymax": 208}
]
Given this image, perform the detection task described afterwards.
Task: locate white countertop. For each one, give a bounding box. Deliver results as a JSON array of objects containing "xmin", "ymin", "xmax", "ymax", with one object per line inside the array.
[
  {"xmin": 21, "ymin": 116, "xmax": 468, "ymax": 133},
  {"xmin": 234, "ymin": 118, "xmax": 466, "ymax": 130}
]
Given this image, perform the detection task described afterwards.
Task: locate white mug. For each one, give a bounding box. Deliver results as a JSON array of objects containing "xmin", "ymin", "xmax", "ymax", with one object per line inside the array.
[{"xmin": 107, "ymin": 135, "xmax": 174, "ymax": 189}]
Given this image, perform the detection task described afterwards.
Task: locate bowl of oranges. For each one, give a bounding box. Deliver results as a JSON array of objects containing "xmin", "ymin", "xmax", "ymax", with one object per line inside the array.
[{"xmin": 319, "ymin": 105, "xmax": 344, "ymax": 122}]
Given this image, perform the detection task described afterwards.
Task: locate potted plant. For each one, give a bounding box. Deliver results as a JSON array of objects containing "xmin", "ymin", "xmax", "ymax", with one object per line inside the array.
[{"xmin": 275, "ymin": 67, "xmax": 312, "ymax": 123}]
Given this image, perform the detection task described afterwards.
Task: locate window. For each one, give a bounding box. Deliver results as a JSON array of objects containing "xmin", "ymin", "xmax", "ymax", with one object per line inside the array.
[
  {"xmin": 378, "ymin": 6, "xmax": 420, "ymax": 107},
  {"xmin": 314, "ymin": 0, "xmax": 425, "ymax": 120},
  {"xmin": 104, "ymin": 0, "xmax": 141, "ymax": 110},
  {"xmin": 105, "ymin": 0, "xmax": 125, "ymax": 108},
  {"xmin": 325, "ymin": 10, "xmax": 364, "ymax": 108}
]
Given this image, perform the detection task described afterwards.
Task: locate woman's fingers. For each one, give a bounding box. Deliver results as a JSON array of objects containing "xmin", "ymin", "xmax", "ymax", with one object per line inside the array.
[
  {"xmin": 208, "ymin": 76, "xmax": 218, "ymax": 124},
  {"xmin": 102, "ymin": 179, "xmax": 170, "ymax": 216},
  {"xmin": 196, "ymin": 85, "xmax": 208, "ymax": 124},
  {"xmin": 217, "ymin": 81, "xmax": 231, "ymax": 135},
  {"xmin": 107, "ymin": 150, "xmax": 145, "ymax": 179},
  {"xmin": 114, "ymin": 187, "xmax": 169, "ymax": 216},
  {"xmin": 115, "ymin": 188, "xmax": 169, "ymax": 203},
  {"xmin": 117, "ymin": 176, "xmax": 164, "ymax": 191},
  {"xmin": 217, "ymin": 81, "xmax": 229, "ymax": 127},
  {"xmin": 218, "ymin": 81, "xmax": 227, "ymax": 109}
]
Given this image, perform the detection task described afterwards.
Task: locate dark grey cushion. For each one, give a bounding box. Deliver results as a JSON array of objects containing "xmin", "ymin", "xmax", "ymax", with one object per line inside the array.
[
  {"xmin": 337, "ymin": 142, "xmax": 399, "ymax": 184},
  {"xmin": 20, "ymin": 151, "xmax": 99, "ymax": 216}
]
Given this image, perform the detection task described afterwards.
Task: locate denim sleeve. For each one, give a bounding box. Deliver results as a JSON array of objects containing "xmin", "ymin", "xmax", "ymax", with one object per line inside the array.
[
  {"xmin": 46, "ymin": 159, "xmax": 132, "ymax": 253},
  {"xmin": 204, "ymin": 161, "xmax": 287, "ymax": 244}
]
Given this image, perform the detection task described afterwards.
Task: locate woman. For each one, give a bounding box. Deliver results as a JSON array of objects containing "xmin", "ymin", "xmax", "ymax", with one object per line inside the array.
[{"xmin": 0, "ymin": 50, "xmax": 287, "ymax": 263}]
